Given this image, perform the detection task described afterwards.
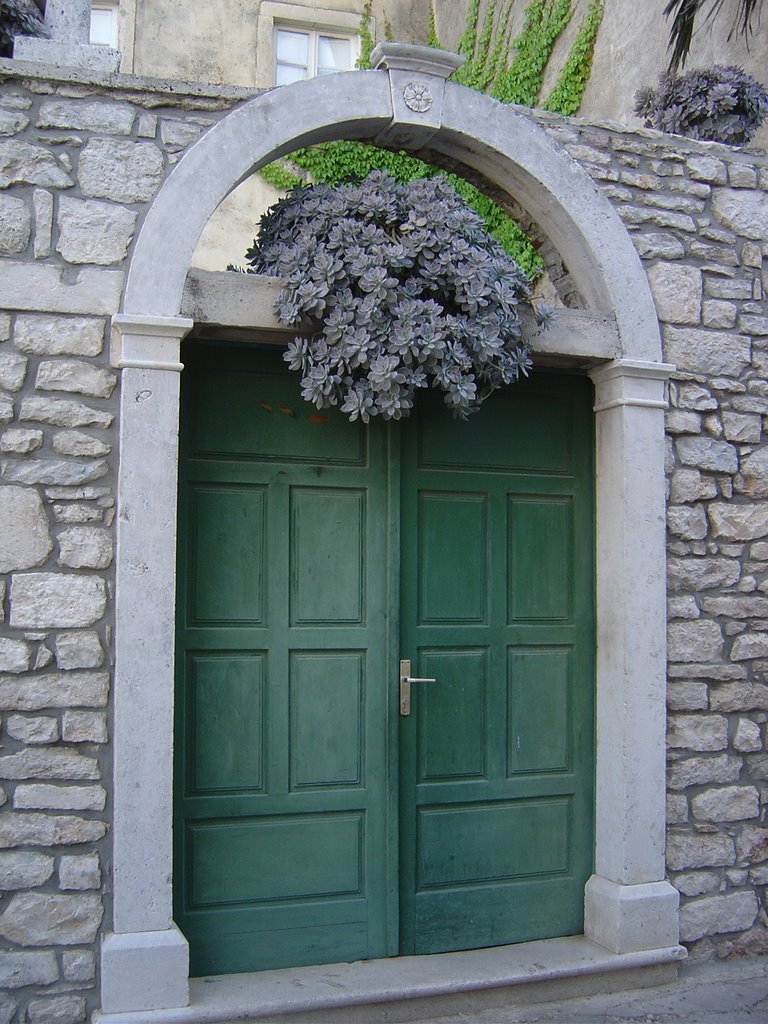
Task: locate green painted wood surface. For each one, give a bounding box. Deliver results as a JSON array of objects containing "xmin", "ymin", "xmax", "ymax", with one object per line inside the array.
[{"xmin": 175, "ymin": 344, "xmax": 594, "ymax": 975}]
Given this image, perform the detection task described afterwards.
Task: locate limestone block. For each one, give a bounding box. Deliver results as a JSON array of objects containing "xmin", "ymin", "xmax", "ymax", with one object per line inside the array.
[
  {"xmin": 667, "ymin": 831, "xmax": 735, "ymax": 870},
  {"xmin": 664, "ymin": 326, "xmax": 750, "ymax": 377},
  {"xmin": 692, "ymin": 785, "xmax": 760, "ymax": 821},
  {"xmin": 667, "ymin": 620, "xmax": 723, "ymax": 663},
  {"xmin": 2, "ymin": 457, "xmax": 109, "ymax": 486},
  {"xmin": 33, "ymin": 188, "xmax": 53, "ymax": 259},
  {"xmin": 0, "ymin": 262, "xmax": 124, "ymax": 316},
  {"xmin": 54, "ymin": 632, "xmax": 104, "ymax": 670},
  {"xmin": 62, "ymin": 710, "xmax": 107, "ymax": 744},
  {"xmin": 633, "ymin": 232, "xmax": 685, "ymax": 259},
  {"xmin": 78, "ymin": 137, "xmax": 164, "ymax": 203},
  {"xmin": 668, "ymin": 595, "xmax": 700, "ymax": 620},
  {"xmin": 705, "ymin": 278, "xmax": 753, "ymax": 299},
  {"xmin": 0, "ymin": 141, "xmax": 73, "ymax": 189},
  {"xmin": 14, "ymin": 784, "xmax": 106, "ymax": 811},
  {"xmin": 0, "ymin": 315, "xmax": 9, "ymax": 341},
  {"xmin": 676, "ymin": 384, "xmax": 718, "ymax": 411},
  {"xmin": 0, "ymin": 670, "xmax": 108, "ymax": 710},
  {"xmin": 752, "ymin": 542, "xmax": 768, "ymax": 559},
  {"xmin": 14, "ymin": 315, "xmax": 104, "ymax": 356},
  {"xmin": 741, "ymin": 242, "xmax": 762, "ymax": 268},
  {"xmin": 729, "ymin": 164, "xmax": 758, "ymax": 187},
  {"xmin": 0, "ymin": 997, "xmax": 13, "ymax": 1024},
  {"xmin": 37, "ymin": 100, "xmax": 134, "ymax": 135},
  {"xmin": 709, "ymin": 681, "xmax": 768, "ymax": 709},
  {"xmin": 680, "ymin": 891, "xmax": 758, "ymax": 942},
  {"xmin": 56, "ymin": 197, "xmax": 137, "ymax": 266},
  {"xmin": 686, "ymin": 156, "xmax": 727, "ymax": 184},
  {"xmin": 35, "ymin": 359, "xmax": 116, "ymax": 399},
  {"xmin": 0, "ymin": 429, "xmax": 42, "ymax": 453},
  {"xmin": 34, "ymin": 645, "xmax": 53, "ymax": 670},
  {"xmin": 0, "ymin": 812, "xmax": 106, "ymax": 848},
  {"xmin": 736, "ymin": 825, "xmax": 768, "ymax": 864},
  {"xmin": 734, "ymin": 718, "xmax": 762, "ymax": 752},
  {"xmin": 0, "ymin": 747, "xmax": 98, "ymax": 780},
  {"xmin": 0, "ymin": 851, "xmax": 53, "ymax": 890},
  {"xmin": 20, "ymin": 396, "xmax": 112, "ymax": 428},
  {"xmin": 26, "ymin": 995, "xmax": 86, "ymax": 1024},
  {"xmin": 700, "ymin": 595, "xmax": 768, "ymax": 617},
  {"xmin": 0, "ymin": 638, "xmax": 30, "ymax": 675},
  {"xmin": 161, "ymin": 118, "xmax": 205, "ymax": 148},
  {"xmin": 0, "ymin": 396, "xmax": 12, "ymax": 424},
  {"xmin": 676, "ymin": 437, "xmax": 738, "ymax": 474},
  {"xmin": 0, "ymin": 195, "xmax": 30, "ymax": 256},
  {"xmin": 52, "ymin": 431, "xmax": 110, "ymax": 457},
  {"xmin": 667, "ymin": 557, "xmax": 740, "ymax": 591},
  {"xmin": 0, "ymin": 892, "xmax": 102, "ymax": 945},
  {"xmin": 673, "ymin": 871, "xmax": 720, "ymax": 896},
  {"xmin": 137, "ymin": 114, "xmax": 157, "ymax": 138},
  {"xmin": 712, "ymin": 188, "xmax": 768, "ymax": 239},
  {"xmin": 722, "ymin": 412, "xmax": 761, "ymax": 443},
  {"xmin": 58, "ymin": 527, "xmax": 113, "ymax": 569},
  {"xmin": 737, "ymin": 449, "xmax": 768, "ymax": 498},
  {"xmin": 731, "ymin": 635, "xmax": 768, "ymax": 662},
  {"xmin": 667, "ymin": 793, "xmax": 688, "ymax": 825},
  {"xmin": 665, "ymin": 409, "xmax": 701, "ymax": 434},
  {"xmin": 740, "ymin": 314, "xmax": 768, "ymax": 335},
  {"xmin": 59, "ymin": 852, "xmax": 100, "ymax": 891},
  {"xmin": 54, "ymin": 504, "xmax": 103, "ymax": 524},
  {"xmin": 0, "ymin": 110, "xmax": 28, "ymax": 136},
  {"xmin": 0, "ymin": 950, "xmax": 57, "ymax": 988},
  {"xmin": 667, "ymin": 714, "xmax": 728, "ymax": 751},
  {"xmin": 702, "ymin": 300, "xmax": 737, "ymax": 329},
  {"xmin": 62, "ymin": 949, "xmax": 95, "ymax": 982},
  {"xmin": 0, "ymin": 486, "xmax": 53, "ymax": 572},
  {"xmin": 5, "ymin": 715, "xmax": 59, "ymax": 745},
  {"xmin": 9, "ymin": 574, "xmax": 107, "ymax": 628},
  {"xmin": 667, "ymin": 681, "xmax": 708, "ymax": 711},
  {"xmin": 649, "ymin": 265, "xmax": 701, "ymax": 324},
  {"xmin": 668, "ymin": 505, "xmax": 707, "ymax": 540},
  {"xmin": 670, "ymin": 468, "xmax": 717, "ymax": 503},
  {"xmin": 710, "ymin": 502, "xmax": 768, "ymax": 541}
]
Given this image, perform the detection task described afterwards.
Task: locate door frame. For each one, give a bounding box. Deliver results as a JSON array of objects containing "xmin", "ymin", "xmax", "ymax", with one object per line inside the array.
[{"xmin": 100, "ymin": 47, "xmax": 681, "ymax": 1017}]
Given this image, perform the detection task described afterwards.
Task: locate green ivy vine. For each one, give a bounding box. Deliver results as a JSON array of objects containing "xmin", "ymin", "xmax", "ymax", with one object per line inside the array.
[{"xmin": 257, "ymin": 0, "xmax": 604, "ymax": 281}]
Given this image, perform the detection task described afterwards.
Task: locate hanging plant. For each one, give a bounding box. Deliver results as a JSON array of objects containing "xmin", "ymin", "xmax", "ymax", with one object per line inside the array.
[
  {"xmin": 244, "ymin": 171, "xmax": 551, "ymax": 423},
  {"xmin": 635, "ymin": 65, "xmax": 768, "ymax": 145}
]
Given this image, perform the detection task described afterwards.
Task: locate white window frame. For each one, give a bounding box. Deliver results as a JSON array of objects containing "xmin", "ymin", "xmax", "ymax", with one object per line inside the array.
[
  {"xmin": 256, "ymin": 2, "xmax": 364, "ymax": 88},
  {"xmin": 90, "ymin": 0, "xmax": 119, "ymax": 48},
  {"xmin": 274, "ymin": 24, "xmax": 358, "ymax": 84}
]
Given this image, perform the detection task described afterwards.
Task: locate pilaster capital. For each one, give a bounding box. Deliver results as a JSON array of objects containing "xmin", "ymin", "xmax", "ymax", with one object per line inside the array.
[
  {"xmin": 110, "ymin": 314, "xmax": 193, "ymax": 372},
  {"xmin": 589, "ymin": 359, "xmax": 675, "ymax": 414}
]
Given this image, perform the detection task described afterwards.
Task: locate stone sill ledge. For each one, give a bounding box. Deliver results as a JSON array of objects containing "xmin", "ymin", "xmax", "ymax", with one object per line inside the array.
[
  {"xmin": 93, "ymin": 937, "xmax": 687, "ymax": 1024},
  {"xmin": 0, "ymin": 56, "xmax": 263, "ymax": 103}
]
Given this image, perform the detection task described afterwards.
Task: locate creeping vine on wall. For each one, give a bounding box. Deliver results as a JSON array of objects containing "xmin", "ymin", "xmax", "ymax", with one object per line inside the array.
[{"xmin": 257, "ymin": 0, "xmax": 604, "ymax": 280}]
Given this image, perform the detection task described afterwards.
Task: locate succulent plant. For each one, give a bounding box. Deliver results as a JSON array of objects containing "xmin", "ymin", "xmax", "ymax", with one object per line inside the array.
[
  {"xmin": 244, "ymin": 170, "xmax": 550, "ymax": 422},
  {"xmin": 635, "ymin": 65, "xmax": 768, "ymax": 145}
]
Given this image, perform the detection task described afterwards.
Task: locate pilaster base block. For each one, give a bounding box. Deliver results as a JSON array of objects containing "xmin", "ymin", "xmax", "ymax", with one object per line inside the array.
[
  {"xmin": 101, "ymin": 926, "xmax": 189, "ymax": 1014},
  {"xmin": 585, "ymin": 875, "xmax": 680, "ymax": 954},
  {"xmin": 13, "ymin": 38, "xmax": 120, "ymax": 72}
]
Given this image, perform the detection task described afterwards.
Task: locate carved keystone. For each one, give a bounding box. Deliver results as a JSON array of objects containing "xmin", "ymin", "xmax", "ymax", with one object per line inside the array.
[{"xmin": 371, "ymin": 43, "xmax": 465, "ymax": 151}]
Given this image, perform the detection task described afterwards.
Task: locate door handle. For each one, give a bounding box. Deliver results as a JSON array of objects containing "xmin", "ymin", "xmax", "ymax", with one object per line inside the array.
[{"xmin": 399, "ymin": 659, "xmax": 437, "ymax": 716}]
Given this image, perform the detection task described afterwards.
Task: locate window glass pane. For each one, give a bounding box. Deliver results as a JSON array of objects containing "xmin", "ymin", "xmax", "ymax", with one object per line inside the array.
[
  {"xmin": 275, "ymin": 63, "xmax": 307, "ymax": 85},
  {"xmin": 317, "ymin": 35, "xmax": 352, "ymax": 71},
  {"xmin": 90, "ymin": 8, "xmax": 115, "ymax": 46},
  {"xmin": 276, "ymin": 29, "xmax": 309, "ymax": 65}
]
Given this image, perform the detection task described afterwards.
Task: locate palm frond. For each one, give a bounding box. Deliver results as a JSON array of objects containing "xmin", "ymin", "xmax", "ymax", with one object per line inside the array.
[{"xmin": 664, "ymin": 0, "xmax": 763, "ymax": 72}]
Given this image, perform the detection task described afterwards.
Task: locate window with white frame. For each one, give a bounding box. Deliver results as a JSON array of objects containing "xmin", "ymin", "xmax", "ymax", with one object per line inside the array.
[
  {"xmin": 90, "ymin": 2, "xmax": 119, "ymax": 48},
  {"xmin": 274, "ymin": 26, "xmax": 357, "ymax": 85}
]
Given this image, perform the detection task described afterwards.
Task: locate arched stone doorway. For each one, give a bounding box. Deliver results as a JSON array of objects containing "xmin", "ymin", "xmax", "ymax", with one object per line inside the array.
[{"xmin": 99, "ymin": 45, "xmax": 682, "ymax": 1019}]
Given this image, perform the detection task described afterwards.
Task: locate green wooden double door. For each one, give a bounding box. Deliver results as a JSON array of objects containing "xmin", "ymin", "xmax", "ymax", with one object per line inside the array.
[{"xmin": 174, "ymin": 343, "xmax": 595, "ymax": 977}]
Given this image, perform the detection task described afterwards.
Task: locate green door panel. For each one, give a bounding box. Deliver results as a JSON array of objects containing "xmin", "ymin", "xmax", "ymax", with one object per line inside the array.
[{"xmin": 175, "ymin": 344, "xmax": 594, "ymax": 975}]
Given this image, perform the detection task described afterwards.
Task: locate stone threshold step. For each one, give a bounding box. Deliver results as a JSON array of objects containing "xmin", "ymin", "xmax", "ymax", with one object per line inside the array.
[{"xmin": 94, "ymin": 936, "xmax": 687, "ymax": 1024}]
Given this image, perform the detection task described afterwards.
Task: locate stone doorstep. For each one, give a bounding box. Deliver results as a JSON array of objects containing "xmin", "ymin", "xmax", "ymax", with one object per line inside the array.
[{"xmin": 92, "ymin": 936, "xmax": 686, "ymax": 1024}]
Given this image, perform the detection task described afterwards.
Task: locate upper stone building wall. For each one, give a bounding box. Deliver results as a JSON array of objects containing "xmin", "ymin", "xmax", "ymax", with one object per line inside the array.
[{"xmin": 0, "ymin": 58, "xmax": 766, "ymax": 1022}]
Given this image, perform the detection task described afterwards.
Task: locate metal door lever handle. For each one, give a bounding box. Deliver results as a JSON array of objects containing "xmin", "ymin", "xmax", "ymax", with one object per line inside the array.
[{"xmin": 399, "ymin": 659, "xmax": 437, "ymax": 716}]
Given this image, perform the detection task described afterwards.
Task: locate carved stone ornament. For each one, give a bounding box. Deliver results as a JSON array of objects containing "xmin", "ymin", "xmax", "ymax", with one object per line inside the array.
[{"xmin": 402, "ymin": 82, "xmax": 433, "ymax": 112}]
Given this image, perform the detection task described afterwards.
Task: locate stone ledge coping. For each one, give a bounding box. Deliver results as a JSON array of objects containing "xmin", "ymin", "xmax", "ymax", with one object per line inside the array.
[
  {"xmin": 0, "ymin": 56, "xmax": 262, "ymax": 102},
  {"xmin": 92, "ymin": 937, "xmax": 686, "ymax": 1023},
  {"xmin": 181, "ymin": 268, "xmax": 620, "ymax": 365}
]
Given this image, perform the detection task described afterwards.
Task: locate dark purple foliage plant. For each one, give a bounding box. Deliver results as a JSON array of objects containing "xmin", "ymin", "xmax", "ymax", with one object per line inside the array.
[
  {"xmin": 245, "ymin": 170, "xmax": 551, "ymax": 423},
  {"xmin": 635, "ymin": 65, "xmax": 768, "ymax": 145}
]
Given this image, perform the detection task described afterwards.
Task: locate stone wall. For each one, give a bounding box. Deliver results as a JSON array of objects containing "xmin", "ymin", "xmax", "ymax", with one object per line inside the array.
[{"xmin": 0, "ymin": 60, "xmax": 766, "ymax": 1022}]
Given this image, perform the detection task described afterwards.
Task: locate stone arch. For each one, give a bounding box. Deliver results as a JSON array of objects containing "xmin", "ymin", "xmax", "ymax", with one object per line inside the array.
[{"xmin": 101, "ymin": 48, "xmax": 682, "ymax": 1020}]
